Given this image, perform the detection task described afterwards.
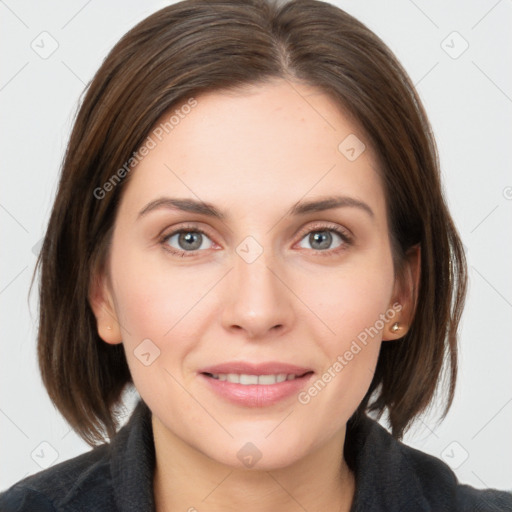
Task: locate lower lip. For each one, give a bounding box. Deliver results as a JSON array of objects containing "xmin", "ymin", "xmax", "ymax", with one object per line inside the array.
[{"xmin": 199, "ymin": 372, "xmax": 314, "ymax": 407}]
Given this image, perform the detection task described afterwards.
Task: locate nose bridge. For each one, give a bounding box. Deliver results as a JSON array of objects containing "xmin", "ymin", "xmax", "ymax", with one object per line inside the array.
[{"xmin": 221, "ymin": 241, "xmax": 293, "ymax": 338}]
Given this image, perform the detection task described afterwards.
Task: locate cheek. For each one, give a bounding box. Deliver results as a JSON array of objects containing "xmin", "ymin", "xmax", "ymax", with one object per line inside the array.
[
  {"xmin": 306, "ymin": 257, "xmax": 395, "ymax": 343},
  {"xmin": 113, "ymin": 272, "xmax": 172, "ymax": 343},
  {"xmin": 294, "ymin": 265, "xmax": 392, "ymax": 433},
  {"xmin": 298, "ymin": 254, "xmax": 394, "ymax": 403},
  {"xmin": 108, "ymin": 246, "xmax": 221, "ymax": 396},
  {"xmin": 110, "ymin": 246, "xmax": 211, "ymax": 341},
  {"xmin": 108, "ymin": 252, "xmax": 195, "ymax": 405}
]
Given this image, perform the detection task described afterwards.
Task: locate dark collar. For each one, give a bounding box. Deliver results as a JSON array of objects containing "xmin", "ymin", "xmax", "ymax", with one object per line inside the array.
[
  {"xmin": 344, "ymin": 412, "xmax": 441, "ymax": 511},
  {"xmin": 109, "ymin": 399, "xmax": 449, "ymax": 511},
  {"xmin": 110, "ymin": 399, "xmax": 156, "ymax": 510}
]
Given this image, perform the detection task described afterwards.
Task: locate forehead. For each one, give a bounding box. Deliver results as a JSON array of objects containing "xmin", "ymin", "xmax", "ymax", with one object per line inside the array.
[{"xmin": 119, "ymin": 80, "xmax": 386, "ymax": 222}]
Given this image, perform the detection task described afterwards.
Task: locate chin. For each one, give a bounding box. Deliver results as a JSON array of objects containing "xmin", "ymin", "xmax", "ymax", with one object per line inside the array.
[{"xmin": 203, "ymin": 431, "xmax": 312, "ymax": 471}]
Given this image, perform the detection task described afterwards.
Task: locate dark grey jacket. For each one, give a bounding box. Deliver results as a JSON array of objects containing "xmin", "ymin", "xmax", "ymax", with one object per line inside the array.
[{"xmin": 1, "ymin": 399, "xmax": 511, "ymax": 511}]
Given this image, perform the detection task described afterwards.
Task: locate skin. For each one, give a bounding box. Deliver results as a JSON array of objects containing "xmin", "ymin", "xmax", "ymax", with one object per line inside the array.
[{"xmin": 90, "ymin": 79, "xmax": 420, "ymax": 512}]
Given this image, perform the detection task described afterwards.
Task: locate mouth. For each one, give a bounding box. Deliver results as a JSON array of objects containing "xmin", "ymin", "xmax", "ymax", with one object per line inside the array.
[{"xmin": 197, "ymin": 363, "xmax": 315, "ymax": 407}]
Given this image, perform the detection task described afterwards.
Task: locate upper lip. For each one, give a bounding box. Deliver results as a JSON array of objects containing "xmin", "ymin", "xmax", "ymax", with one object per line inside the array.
[{"xmin": 199, "ymin": 361, "xmax": 314, "ymax": 376}]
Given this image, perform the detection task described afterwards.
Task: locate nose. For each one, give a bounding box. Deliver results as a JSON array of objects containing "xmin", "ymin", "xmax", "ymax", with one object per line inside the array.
[{"xmin": 221, "ymin": 247, "xmax": 295, "ymax": 340}]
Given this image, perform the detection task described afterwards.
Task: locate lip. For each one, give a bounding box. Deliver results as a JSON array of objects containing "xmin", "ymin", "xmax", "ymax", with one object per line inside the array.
[
  {"xmin": 198, "ymin": 361, "xmax": 313, "ymax": 376},
  {"xmin": 198, "ymin": 361, "xmax": 315, "ymax": 408}
]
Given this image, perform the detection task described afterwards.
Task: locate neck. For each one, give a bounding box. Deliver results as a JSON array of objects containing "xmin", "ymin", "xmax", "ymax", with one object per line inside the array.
[{"xmin": 151, "ymin": 415, "xmax": 356, "ymax": 512}]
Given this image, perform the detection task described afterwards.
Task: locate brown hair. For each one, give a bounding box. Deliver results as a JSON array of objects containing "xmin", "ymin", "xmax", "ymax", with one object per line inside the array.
[{"xmin": 32, "ymin": 0, "xmax": 467, "ymax": 445}]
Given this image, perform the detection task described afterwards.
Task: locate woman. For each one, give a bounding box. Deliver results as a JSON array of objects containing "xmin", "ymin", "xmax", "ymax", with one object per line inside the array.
[{"xmin": 1, "ymin": 0, "xmax": 511, "ymax": 510}]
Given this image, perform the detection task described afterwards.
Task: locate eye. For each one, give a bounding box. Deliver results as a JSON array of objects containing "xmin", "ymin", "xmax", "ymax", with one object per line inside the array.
[
  {"xmin": 159, "ymin": 223, "xmax": 352, "ymax": 258},
  {"xmin": 296, "ymin": 225, "xmax": 352, "ymax": 254},
  {"xmin": 160, "ymin": 227, "xmax": 215, "ymax": 257}
]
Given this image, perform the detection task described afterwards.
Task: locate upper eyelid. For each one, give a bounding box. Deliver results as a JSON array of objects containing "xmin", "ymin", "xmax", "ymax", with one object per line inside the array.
[{"xmin": 296, "ymin": 221, "xmax": 351, "ymax": 237}]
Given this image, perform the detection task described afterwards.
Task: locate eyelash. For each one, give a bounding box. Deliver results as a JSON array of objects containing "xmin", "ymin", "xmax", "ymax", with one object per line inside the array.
[{"xmin": 158, "ymin": 222, "xmax": 353, "ymax": 258}]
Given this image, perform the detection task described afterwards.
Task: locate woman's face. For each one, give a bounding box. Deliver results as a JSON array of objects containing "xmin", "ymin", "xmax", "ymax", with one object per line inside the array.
[{"xmin": 92, "ymin": 79, "xmax": 410, "ymax": 469}]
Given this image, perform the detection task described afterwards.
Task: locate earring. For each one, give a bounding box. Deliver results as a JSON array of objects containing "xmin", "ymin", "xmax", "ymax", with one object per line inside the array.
[
  {"xmin": 390, "ymin": 322, "xmax": 400, "ymax": 333},
  {"xmin": 106, "ymin": 325, "xmax": 112, "ymax": 330}
]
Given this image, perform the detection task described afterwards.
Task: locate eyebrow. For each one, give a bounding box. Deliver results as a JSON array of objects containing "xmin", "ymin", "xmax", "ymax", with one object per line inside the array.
[{"xmin": 137, "ymin": 195, "xmax": 374, "ymax": 220}]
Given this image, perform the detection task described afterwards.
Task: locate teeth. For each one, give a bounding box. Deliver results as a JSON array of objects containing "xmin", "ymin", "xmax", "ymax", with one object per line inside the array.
[
  {"xmin": 209, "ymin": 373, "xmax": 300, "ymax": 385},
  {"xmin": 259, "ymin": 374, "xmax": 280, "ymax": 385},
  {"xmin": 239, "ymin": 374, "xmax": 258, "ymax": 385}
]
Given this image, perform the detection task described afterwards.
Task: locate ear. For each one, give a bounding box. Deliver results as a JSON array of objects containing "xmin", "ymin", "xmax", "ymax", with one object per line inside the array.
[
  {"xmin": 383, "ymin": 244, "xmax": 421, "ymax": 341},
  {"xmin": 88, "ymin": 267, "xmax": 123, "ymax": 345}
]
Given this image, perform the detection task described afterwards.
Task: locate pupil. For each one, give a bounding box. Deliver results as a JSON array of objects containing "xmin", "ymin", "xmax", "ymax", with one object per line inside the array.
[
  {"xmin": 179, "ymin": 232, "xmax": 202, "ymax": 250},
  {"xmin": 310, "ymin": 231, "xmax": 331, "ymax": 250}
]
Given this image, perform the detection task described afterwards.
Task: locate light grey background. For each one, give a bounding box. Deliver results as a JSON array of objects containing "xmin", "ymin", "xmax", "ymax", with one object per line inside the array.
[{"xmin": 1, "ymin": 0, "xmax": 511, "ymax": 492}]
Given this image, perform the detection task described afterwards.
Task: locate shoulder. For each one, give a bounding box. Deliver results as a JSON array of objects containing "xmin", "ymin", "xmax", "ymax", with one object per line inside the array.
[
  {"xmin": 348, "ymin": 414, "xmax": 512, "ymax": 511},
  {"xmin": 0, "ymin": 399, "xmax": 155, "ymax": 512},
  {"xmin": 0, "ymin": 443, "xmax": 115, "ymax": 512},
  {"xmin": 399, "ymin": 438, "xmax": 512, "ymax": 510}
]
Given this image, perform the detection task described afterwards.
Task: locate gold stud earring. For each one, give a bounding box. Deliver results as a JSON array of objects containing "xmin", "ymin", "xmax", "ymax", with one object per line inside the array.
[{"xmin": 390, "ymin": 322, "xmax": 400, "ymax": 333}]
